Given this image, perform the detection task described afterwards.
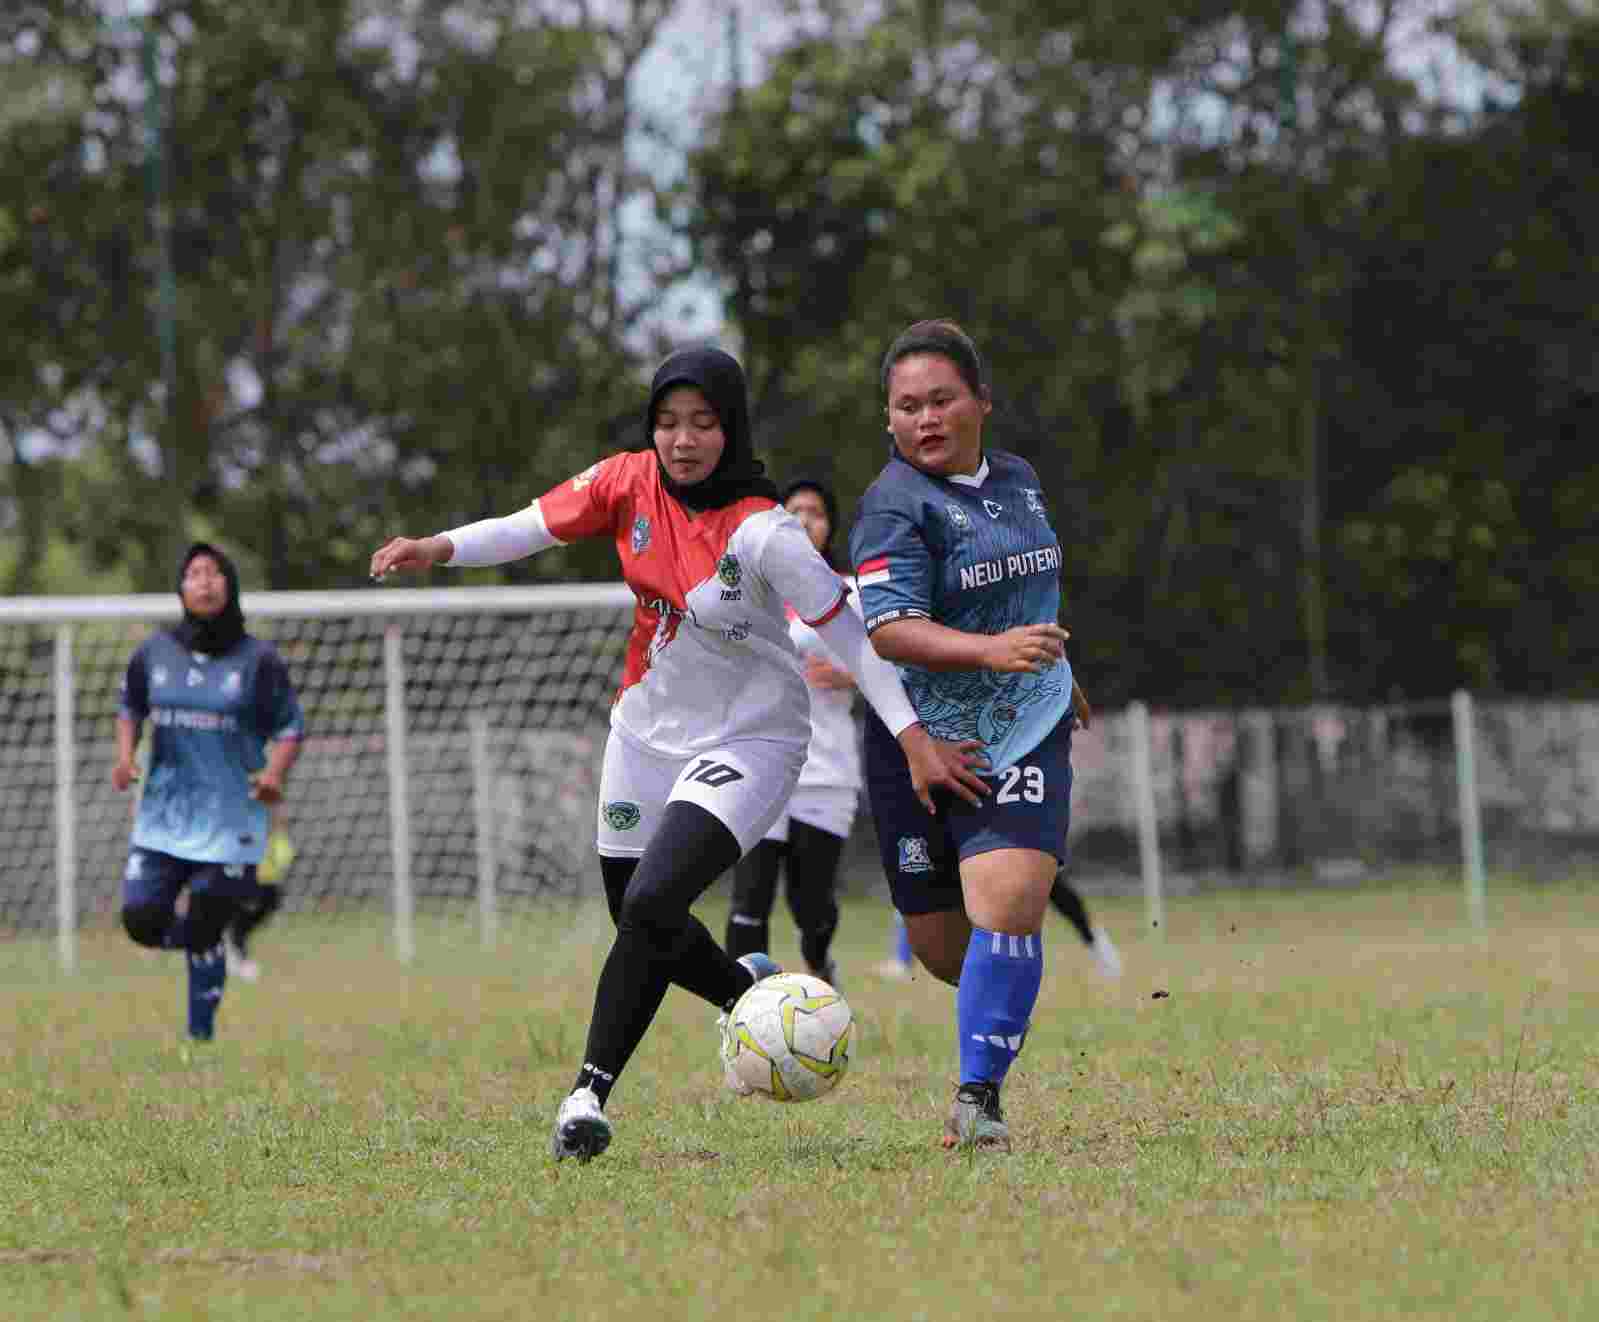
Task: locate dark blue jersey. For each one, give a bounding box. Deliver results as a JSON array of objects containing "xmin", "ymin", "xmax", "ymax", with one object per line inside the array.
[
  {"xmin": 119, "ymin": 632, "xmax": 305, "ymax": 864},
  {"xmin": 850, "ymin": 448, "xmax": 1072, "ymax": 773}
]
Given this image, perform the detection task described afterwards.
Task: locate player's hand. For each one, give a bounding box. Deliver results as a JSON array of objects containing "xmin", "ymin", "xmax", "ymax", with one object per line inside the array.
[
  {"xmin": 896, "ymin": 724, "xmax": 990, "ymax": 813},
  {"xmin": 250, "ymin": 770, "xmax": 285, "ymax": 805},
  {"xmin": 804, "ymin": 653, "xmax": 854, "ymax": 691},
  {"xmin": 1072, "ymin": 681, "xmax": 1093, "ymax": 731},
  {"xmin": 111, "ymin": 757, "xmax": 141, "ymax": 792},
  {"xmin": 983, "ymin": 624, "xmax": 1069, "ymax": 674},
  {"xmin": 369, "ymin": 535, "xmax": 450, "ymax": 581}
]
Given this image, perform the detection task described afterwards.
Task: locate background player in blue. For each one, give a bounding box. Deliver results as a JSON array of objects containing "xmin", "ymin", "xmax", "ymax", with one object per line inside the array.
[
  {"xmin": 111, "ymin": 543, "xmax": 305, "ymax": 1041},
  {"xmin": 851, "ymin": 318, "xmax": 1082, "ymax": 1151}
]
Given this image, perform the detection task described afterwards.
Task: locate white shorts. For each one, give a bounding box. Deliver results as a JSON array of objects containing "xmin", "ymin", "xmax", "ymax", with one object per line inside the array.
[
  {"xmin": 763, "ymin": 785, "xmax": 859, "ymax": 845},
  {"xmin": 596, "ymin": 731, "xmax": 805, "ymax": 859}
]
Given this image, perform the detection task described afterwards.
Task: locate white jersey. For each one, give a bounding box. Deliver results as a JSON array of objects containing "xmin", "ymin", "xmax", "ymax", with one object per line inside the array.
[
  {"xmin": 537, "ymin": 451, "xmax": 848, "ymax": 759},
  {"xmin": 787, "ymin": 577, "xmax": 864, "ymax": 793}
]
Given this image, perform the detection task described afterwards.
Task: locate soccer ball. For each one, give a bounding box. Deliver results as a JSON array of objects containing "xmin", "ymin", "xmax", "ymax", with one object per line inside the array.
[{"xmin": 721, "ymin": 972, "xmax": 853, "ymax": 1102}]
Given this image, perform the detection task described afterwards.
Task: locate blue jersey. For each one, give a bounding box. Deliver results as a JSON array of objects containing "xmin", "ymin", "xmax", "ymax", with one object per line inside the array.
[
  {"xmin": 119, "ymin": 632, "xmax": 305, "ymax": 865},
  {"xmin": 850, "ymin": 448, "xmax": 1073, "ymax": 773}
]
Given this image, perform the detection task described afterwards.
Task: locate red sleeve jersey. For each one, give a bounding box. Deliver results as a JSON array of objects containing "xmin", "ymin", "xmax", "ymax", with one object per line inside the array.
[{"xmin": 538, "ymin": 451, "xmax": 847, "ymax": 758}]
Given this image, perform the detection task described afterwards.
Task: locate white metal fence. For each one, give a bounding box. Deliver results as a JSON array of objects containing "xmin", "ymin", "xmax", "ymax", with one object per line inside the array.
[{"xmin": 4, "ymin": 585, "xmax": 1596, "ymax": 971}]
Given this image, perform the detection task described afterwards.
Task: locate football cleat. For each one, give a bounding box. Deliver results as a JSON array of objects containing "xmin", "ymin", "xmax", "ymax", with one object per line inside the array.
[
  {"xmin": 942, "ymin": 1081, "xmax": 1011, "ymax": 1153},
  {"xmin": 550, "ymin": 1087, "xmax": 612, "ymax": 1162},
  {"xmin": 736, "ymin": 952, "xmax": 783, "ymax": 985}
]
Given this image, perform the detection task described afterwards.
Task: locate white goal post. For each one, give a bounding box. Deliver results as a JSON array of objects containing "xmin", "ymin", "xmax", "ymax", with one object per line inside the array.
[
  {"xmin": 2, "ymin": 580, "xmax": 1572, "ymax": 975},
  {"xmin": 1, "ymin": 583, "xmax": 634, "ymax": 971}
]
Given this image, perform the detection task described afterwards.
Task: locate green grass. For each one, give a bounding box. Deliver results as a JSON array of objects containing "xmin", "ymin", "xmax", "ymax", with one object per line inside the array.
[{"xmin": 5, "ymin": 878, "xmax": 1599, "ymax": 1321}]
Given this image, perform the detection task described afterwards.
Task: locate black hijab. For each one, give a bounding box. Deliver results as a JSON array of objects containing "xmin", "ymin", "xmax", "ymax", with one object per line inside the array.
[
  {"xmin": 172, "ymin": 541, "xmax": 247, "ymax": 655},
  {"xmin": 644, "ymin": 347, "xmax": 779, "ymax": 511}
]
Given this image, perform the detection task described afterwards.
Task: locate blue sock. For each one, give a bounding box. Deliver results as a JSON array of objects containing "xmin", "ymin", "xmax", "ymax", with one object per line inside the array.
[
  {"xmin": 894, "ymin": 914, "xmax": 913, "ymax": 966},
  {"xmin": 187, "ymin": 943, "xmax": 226, "ymax": 1040},
  {"xmin": 956, "ymin": 926, "xmax": 1044, "ymax": 1086}
]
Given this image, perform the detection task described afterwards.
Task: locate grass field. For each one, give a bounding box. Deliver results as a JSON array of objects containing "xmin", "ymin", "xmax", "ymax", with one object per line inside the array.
[{"xmin": 4, "ymin": 878, "xmax": 1599, "ymax": 1321}]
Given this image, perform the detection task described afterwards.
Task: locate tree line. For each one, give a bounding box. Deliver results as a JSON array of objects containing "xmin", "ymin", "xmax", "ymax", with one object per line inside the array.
[{"xmin": 2, "ymin": 1, "xmax": 1595, "ymax": 707}]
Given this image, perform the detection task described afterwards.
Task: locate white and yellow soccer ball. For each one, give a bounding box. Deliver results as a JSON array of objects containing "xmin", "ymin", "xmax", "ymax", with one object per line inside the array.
[{"xmin": 721, "ymin": 972, "xmax": 853, "ymax": 1102}]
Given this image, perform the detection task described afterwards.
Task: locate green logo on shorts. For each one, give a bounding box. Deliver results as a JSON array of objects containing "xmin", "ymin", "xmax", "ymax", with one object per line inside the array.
[
  {"xmin": 717, "ymin": 553, "xmax": 742, "ymax": 588},
  {"xmin": 603, "ymin": 801, "xmax": 642, "ymax": 831}
]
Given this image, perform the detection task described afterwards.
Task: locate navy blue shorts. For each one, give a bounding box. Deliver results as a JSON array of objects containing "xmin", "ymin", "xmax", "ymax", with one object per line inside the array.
[
  {"xmin": 863, "ymin": 715, "xmax": 1073, "ymax": 916},
  {"xmin": 123, "ymin": 847, "xmax": 260, "ymax": 911}
]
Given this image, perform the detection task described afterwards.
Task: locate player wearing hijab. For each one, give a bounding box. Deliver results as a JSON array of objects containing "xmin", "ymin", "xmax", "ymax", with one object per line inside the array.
[
  {"xmin": 369, "ymin": 347, "xmax": 985, "ymax": 1161},
  {"xmin": 723, "ymin": 477, "xmax": 862, "ymax": 986},
  {"xmin": 852, "ymin": 319, "xmax": 1083, "ymax": 1151},
  {"xmin": 111, "ymin": 543, "xmax": 305, "ymax": 1041}
]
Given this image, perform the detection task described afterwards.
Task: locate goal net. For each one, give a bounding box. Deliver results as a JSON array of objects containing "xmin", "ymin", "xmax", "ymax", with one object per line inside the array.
[
  {"xmin": 5, "ymin": 582, "xmax": 1597, "ymax": 971},
  {"xmin": 0, "ymin": 583, "xmax": 634, "ymax": 967}
]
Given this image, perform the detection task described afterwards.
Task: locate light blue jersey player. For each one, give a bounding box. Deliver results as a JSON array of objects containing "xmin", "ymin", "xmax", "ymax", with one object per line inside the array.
[
  {"xmin": 113, "ymin": 543, "xmax": 304, "ymax": 1041},
  {"xmin": 853, "ymin": 448, "xmax": 1073, "ymax": 774},
  {"xmin": 851, "ymin": 318, "xmax": 1085, "ymax": 1153}
]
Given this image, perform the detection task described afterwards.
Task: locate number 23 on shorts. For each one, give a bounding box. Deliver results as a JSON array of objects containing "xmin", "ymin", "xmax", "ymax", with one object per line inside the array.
[{"xmin": 994, "ymin": 763, "xmax": 1045, "ymax": 804}]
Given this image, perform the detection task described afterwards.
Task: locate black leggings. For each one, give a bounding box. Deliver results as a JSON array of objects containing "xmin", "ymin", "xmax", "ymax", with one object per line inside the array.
[
  {"xmin": 122, "ymin": 892, "xmax": 237, "ymax": 953},
  {"xmin": 577, "ymin": 801, "xmax": 749, "ymax": 1102},
  {"xmin": 725, "ymin": 819, "xmax": 844, "ymax": 972}
]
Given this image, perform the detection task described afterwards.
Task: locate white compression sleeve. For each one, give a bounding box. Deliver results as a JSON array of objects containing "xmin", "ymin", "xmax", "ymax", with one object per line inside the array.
[
  {"xmin": 439, "ymin": 504, "xmax": 561, "ymax": 567},
  {"xmin": 812, "ymin": 604, "xmax": 920, "ymax": 738}
]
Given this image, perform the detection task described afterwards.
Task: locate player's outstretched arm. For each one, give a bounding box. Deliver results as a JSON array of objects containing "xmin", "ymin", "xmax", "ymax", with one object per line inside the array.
[
  {"xmin": 812, "ymin": 605, "xmax": 988, "ymax": 812},
  {"xmin": 370, "ymin": 505, "xmax": 560, "ymax": 580},
  {"xmin": 369, "ymin": 534, "xmax": 455, "ymax": 579},
  {"xmin": 871, "ymin": 617, "xmax": 1069, "ymax": 674}
]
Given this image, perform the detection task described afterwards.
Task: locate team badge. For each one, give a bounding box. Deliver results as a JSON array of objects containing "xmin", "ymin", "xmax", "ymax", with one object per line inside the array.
[
  {"xmin": 897, "ymin": 836, "xmax": 933, "ymax": 874},
  {"xmin": 630, "ymin": 515, "xmax": 652, "ymax": 555},
  {"xmin": 151, "ymin": 665, "xmax": 168, "ymax": 687},
  {"xmin": 1023, "ymin": 488, "xmax": 1046, "ymax": 516},
  {"xmin": 603, "ymin": 801, "xmax": 642, "ymax": 831},
  {"xmin": 571, "ymin": 461, "xmax": 603, "ymax": 491},
  {"xmin": 983, "ymin": 499, "xmax": 1004, "ymax": 519},
  {"xmin": 222, "ymin": 670, "xmax": 242, "ymax": 695},
  {"xmin": 946, "ymin": 504, "xmax": 971, "ymax": 531},
  {"xmin": 717, "ymin": 553, "xmax": 742, "ymax": 588}
]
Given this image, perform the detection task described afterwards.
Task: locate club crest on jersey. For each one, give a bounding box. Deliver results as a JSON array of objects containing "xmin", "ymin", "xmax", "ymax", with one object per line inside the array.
[
  {"xmin": 631, "ymin": 515, "xmax": 652, "ymax": 555},
  {"xmin": 717, "ymin": 553, "xmax": 742, "ymax": 588},
  {"xmin": 151, "ymin": 665, "xmax": 168, "ymax": 687},
  {"xmin": 897, "ymin": 836, "xmax": 933, "ymax": 874},
  {"xmin": 983, "ymin": 499, "xmax": 1004, "ymax": 519},
  {"xmin": 603, "ymin": 801, "xmax": 642, "ymax": 831},
  {"xmin": 946, "ymin": 504, "xmax": 971, "ymax": 532},
  {"xmin": 222, "ymin": 670, "xmax": 242, "ymax": 695},
  {"xmin": 1023, "ymin": 488, "xmax": 1046, "ymax": 516}
]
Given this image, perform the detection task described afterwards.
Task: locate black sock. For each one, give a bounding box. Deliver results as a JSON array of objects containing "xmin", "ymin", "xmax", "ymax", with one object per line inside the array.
[
  {"xmin": 677, "ymin": 916, "xmax": 755, "ymax": 1007},
  {"xmin": 229, "ymin": 884, "xmax": 282, "ymax": 958},
  {"xmin": 1050, "ymin": 875, "xmax": 1095, "ymax": 948},
  {"xmin": 574, "ymin": 802, "xmax": 744, "ymax": 1103},
  {"xmin": 787, "ymin": 820, "xmax": 844, "ymax": 975},
  {"xmin": 606, "ymin": 854, "xmax": 751, "ymax": 1010},
  {"xmin": 726, "ymin": 838, "xmax": 782, "ymax": 960}
]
